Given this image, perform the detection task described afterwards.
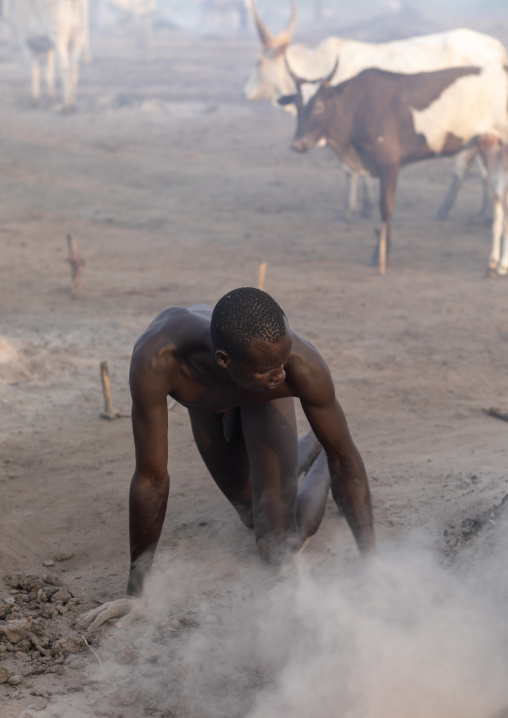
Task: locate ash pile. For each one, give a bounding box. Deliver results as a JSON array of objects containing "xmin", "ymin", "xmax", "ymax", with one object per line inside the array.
[{"xmin": 0, "ymin": 572, "xmax": 95, "ymax": 693}]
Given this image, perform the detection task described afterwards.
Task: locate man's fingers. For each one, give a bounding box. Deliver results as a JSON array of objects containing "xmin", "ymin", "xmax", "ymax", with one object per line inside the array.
[
  {"xmin": 87, "ymin": 604, "xmax": 127, "ymax": 631},
  {"xmin": 76, "ymin": 599, "xmax": 136, "ymax": 631},
  {"xmin": 76, "ymin": 605, "xmax": 107, "ymax": 630},
  {"xmin": 115, "ymin": 607, "xmax": 143, "ymax": 630}
]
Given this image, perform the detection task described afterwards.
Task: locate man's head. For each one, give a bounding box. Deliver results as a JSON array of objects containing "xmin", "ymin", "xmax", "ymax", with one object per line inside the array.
[{"xmin": 211, "ymin": 287, "xmax": 292, "ymax": 393}]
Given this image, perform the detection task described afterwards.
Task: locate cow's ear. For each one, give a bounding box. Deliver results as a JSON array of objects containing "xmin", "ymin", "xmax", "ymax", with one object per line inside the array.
[{"xmin": 278, "ymin": 94, "xmax": 298, "ymax": 106}]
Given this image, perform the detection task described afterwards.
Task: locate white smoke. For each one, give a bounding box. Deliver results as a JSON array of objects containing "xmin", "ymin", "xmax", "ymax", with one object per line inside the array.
[
  {"xmin": 247, "ymin": 538, "xmax": 508, "ymax": 718},
  {"xmin": 35, "ymin": 519, "xmax": 508, "ymax": 718}
]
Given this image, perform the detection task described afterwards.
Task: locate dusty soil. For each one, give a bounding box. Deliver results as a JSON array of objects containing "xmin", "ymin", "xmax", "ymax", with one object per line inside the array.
[{"xmin": 1, "ymin": 18, "xmax": 508, "ymax": 718}]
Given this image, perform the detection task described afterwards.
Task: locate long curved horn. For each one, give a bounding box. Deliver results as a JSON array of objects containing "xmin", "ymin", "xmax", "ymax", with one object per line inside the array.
[
  {"xmin": 249, "ymin": 1, "xmax": 275, "ymax": 48},
  {"xmin": 284, "ymin": 0, "xmax": 298, "ymax": 43},
  {"xmin": 284, "ymin": 55, "xmax": 306, "ymax": 87},
  {"xmin": 322, "ymin": 58, "xmax": 339, "ymax": 85},
  {"xmin": 285, "ymin": 56, "xmax": 338, "ymax": 87}
]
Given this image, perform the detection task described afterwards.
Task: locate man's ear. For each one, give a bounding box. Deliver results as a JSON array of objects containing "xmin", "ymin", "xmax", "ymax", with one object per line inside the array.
[{"xmin": 215, "ymin": 350, "xmax": 230, "ymax": 369}]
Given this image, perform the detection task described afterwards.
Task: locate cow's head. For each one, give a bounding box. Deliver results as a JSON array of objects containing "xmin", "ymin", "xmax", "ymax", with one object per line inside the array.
[
  {"xmin": 278, "ymin": 59, "xmax": 338, "ymax": 153},
  {"xmin": 243, "ymin": 0, "xmax": 298, "ymax": 103}
]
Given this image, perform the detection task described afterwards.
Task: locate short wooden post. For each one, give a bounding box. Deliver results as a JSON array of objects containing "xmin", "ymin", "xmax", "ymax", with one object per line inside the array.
[
  {"xmin": 378, "ymin": 227, "xmax": 387, "ymax": 276},
  {"xmin": 100, "ymin": 361, "xmax": 114, "ymax": 419},
  {"xmin": 99, "ymin": 362, "xmax": 129, "ymax": 420},
  {"xmin": 257, "ymin": 262, "xmax": 267, "ymax": 291},
  {"xmin": 66, "ymin": 233, "xmax": 85, "ymax": 294}
]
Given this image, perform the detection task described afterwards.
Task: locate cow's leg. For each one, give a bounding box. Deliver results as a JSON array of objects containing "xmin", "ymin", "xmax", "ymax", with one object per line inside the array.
[
  {"xmin": 83, "ymin": 0, "xmax": 92, "ymax": 64},
  {"xmin": 371, "ymin": 164, "xmax": 398, "ymax": 274},
  {"xmin": 496, "ymin": 203, "xmax": 508, "ymax": 277},
  {"xmin": 359, "ymin": 173, "xmax": 373, "ymax": 219},
  {"xmin": 45, "ymin": 49, "xmax": 56, "ymax": 99},
  {"xmin": 489, "ymin": 198, "xmax": 503, "ymax": 272},
  {"xmin": 56, "ymin": 41, "xmax": 78, "ymax": 112},
  {"xmin": 31, "ymin": 55, "xmax": 41, "ymax": 104},
  {"xmin": 433, "ymin": 148, "xmax": 476, "ymax": 220},
  {"xmin": 337, "ymin": 168, "xmax": 358, "ymax": 222},
  {"xmin": 472, "ymin": 156, "xmax": 493, "ymax": 225}
]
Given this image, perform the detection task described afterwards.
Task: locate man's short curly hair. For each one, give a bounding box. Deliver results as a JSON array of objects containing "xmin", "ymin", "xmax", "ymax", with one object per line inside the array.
[{"xmin": 211, "ymin": 287, "xmax": 287, "ymax": 361}]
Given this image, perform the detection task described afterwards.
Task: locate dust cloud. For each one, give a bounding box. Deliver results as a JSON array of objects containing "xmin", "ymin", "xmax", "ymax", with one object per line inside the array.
[{"xmin": 34, "ymin": 517, "xmax": 508, "ymax": 718}]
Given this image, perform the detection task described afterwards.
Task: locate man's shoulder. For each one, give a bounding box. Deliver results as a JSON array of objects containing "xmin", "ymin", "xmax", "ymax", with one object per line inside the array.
[
  {"xmin": 288, "ymin": 332, "xmax": 329, "ymax": 375},
  {"xmin": 134, "ymin": 306, "xmax": 209, "ymax": 357},
  {"xmin": 286, "ymin": 331, "xmax": 334, "ymax": 402},
  {"xmin": 130, "ymin": 307, "xmax": 189, "ymax": 378}
]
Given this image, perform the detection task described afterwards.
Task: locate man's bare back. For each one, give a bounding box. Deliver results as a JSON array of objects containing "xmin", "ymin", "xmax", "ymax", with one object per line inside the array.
[{"xmin": 79, "ymin": 289, "xmax": 374, "ymax": 631}]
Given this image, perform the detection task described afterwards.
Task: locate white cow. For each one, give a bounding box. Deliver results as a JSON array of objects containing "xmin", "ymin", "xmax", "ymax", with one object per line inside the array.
[
  {"xmin": 1, "ymin": 0, "xmax": 89, "ymax": 111},
  {"xmin": 476, "ymin": 135, "xmax": 508, "ymax": 277},
  {"xmin": 244, "ymin": 1, "xmax": 508, "ymax": 221}
]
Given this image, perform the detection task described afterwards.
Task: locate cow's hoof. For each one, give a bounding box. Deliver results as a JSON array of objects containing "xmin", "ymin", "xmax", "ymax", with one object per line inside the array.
[{"xmin": 496, "ymin": 266, "xmax": 508, "ymax": 277}]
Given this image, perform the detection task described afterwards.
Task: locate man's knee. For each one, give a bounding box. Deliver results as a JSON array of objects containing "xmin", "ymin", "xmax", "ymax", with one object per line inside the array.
[{"xmin": 255, "ymin": 532, "xmax": 300, "ymax": 565}]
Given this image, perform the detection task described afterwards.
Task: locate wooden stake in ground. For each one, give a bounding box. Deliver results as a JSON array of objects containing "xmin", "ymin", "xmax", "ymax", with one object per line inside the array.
[
  {"xmin": 100, "ymin": 361, "xmax": 129, "ymax": 420},
  {"xmin": 257, "ymin": 261, "xmax": 267, "ymax": 291},
  {"xmin": 66, "ymin": 233, "xmax": 85, "ymax": 294},
  {"xmin": 378, "ymin": 227, "xmax": 387, "ymax": 276}
]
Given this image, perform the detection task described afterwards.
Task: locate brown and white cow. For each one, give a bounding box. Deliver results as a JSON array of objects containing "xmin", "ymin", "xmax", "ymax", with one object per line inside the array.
[
  {"xmin": 245, "ymin": 1, "xmax": 507, "ymax": 222},
  {"xmin": 1, "ymin": 0, "xmax": 89, "ymax": 111},
  {"xmin": 475, "ymin": 135, "xmax": 508, "ymax": 277},
  {"xmin": 280, "ymin": 63, "xmax": 508, "ymax": 273}
]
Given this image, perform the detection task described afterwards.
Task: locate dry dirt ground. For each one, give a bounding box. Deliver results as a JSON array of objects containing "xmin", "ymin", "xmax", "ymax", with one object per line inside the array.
[{"xmin": 1, "ymin": 20, "xmax": 508, "ymax": 718}]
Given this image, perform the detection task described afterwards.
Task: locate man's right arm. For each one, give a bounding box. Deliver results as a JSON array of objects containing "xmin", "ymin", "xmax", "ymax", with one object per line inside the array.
[
  {"xmin": 125, "ymin": 349, "xmax": 170, "ymax": 597},
  {"xmin": 77, "ymin": 341, "xmax": 172, "ymax": 631}
]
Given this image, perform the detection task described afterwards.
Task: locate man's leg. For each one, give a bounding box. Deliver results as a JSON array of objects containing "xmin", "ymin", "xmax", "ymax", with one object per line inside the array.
[
  {"xmin": 188, "ymin": 408, "xmax": 254, "ymax": 527},
  {"xmin": 241, "ymin": 398, "xmax": 330, "ymax": 562},
  {"xmin": 298, "ymin": 429, "xmax": 322, "ymax": 476}
]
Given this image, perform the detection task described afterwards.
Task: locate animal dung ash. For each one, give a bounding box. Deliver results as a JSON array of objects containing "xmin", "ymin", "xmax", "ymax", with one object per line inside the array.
[{"xmin": 0, "ymin": 573, "xmax": 97, "ymax": 691}]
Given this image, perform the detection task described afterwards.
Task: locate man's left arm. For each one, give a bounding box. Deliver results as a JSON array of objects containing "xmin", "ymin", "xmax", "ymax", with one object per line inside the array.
[{"xmin": 293, "ymin": 349, "xmax": 375, "ymax": 553}]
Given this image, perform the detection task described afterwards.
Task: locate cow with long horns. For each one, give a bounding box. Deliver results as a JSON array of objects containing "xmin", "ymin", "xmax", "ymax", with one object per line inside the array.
[
  {"xmin": 244, "ymin": 1, "xmax": 508, "ymax": 222},
  {"xmin": 1, "ymin": 0, "xmax": 89, "ymax": 111},
  {"xmin": 280, "ymin": 61, "xmax": 508, "ymax": 274}
]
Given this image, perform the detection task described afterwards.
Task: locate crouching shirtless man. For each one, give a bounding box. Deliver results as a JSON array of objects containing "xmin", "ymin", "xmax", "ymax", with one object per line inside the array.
[{"xmin": 79, "ymin": 287, "xmax": 374, "ymax": 631}]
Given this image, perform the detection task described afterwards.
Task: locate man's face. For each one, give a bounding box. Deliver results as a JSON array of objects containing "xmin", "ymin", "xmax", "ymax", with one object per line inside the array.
[{"xmin": 223, "ymin": 331, "xmax": 293, "ymax": 394}]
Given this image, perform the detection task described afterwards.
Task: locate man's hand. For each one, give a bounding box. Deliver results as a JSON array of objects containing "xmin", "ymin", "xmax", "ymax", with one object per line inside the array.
[{"xmin": 76, "ymin": 597, "xmax": 144, "ymax": 631}]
